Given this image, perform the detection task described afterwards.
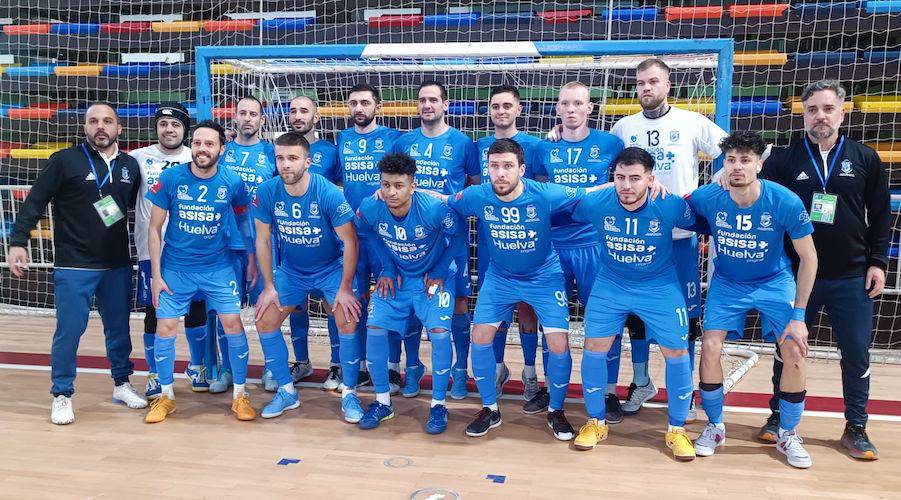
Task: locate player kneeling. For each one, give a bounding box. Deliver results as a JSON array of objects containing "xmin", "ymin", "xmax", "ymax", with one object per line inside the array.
[
  {"xmin": 569, "ymin": 147, "xmax": 697, "ymax": 460},
  {"xmin": 253, "ymin": 132, "xmax": 362, "ymax": 421},
  {"xmin": 686, "ymin": 131, "xmax": 818, "ymax": 469}
]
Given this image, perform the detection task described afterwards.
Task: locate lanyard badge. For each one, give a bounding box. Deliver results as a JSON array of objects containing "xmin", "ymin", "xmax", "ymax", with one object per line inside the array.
[
  {"xmin": 803, "ymin": 137, "xmax": 844, "ymax": 225},
  {"xmin": 82, "ymin": 144, "xmax": 124, "ymax": 227}
]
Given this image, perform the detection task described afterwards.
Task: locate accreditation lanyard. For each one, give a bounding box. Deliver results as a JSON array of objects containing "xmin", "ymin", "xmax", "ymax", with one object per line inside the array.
[
  {"xmin": 803, "ymin": 136, "xmax": 843, "ymax": 225},
  {"xmin": 82, "ymin": 143, "xmax": 116, "ymax": 198},
  {"xmin": 82, "ymin": 144, "xmax": 124, "ymax": 227},
  {"xmin": 802, "ymin": 135, "xmax": 844, "ymax": 193}
]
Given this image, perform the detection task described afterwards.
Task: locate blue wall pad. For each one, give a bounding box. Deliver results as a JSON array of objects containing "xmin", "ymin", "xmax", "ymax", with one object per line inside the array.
[
  {"xmin": 793, "ymin": 52, "xmax": 857, "ymax": 65},
  {"xmin": 599, "ymin": 8, "xmax": 657, "ymax": 22},
  {"xmin": 51, "ymin": 23, "xmax": 101, "ymax": 35},
  {"xmin": 865, "ymin": 1, "xmax": 901, "ymax": 14},
  {"xmin": 4, "ymin": 66, "xmax": 55, "ymax": 77},
  {"xmin": 730, "ymin": 99, "xmax": 781, "ymax": 117},
  {"xmin": 425, "ymin": 13, "xmax": 482, "ymax": 26},
  {"xmin": 118, "ymin": 105, "xmax": 159, "ymax": 118},
  {"xmin": 261, "ymin": 18, "xmax": 314, "ymax": 30},
  {"xmin": 862, "ymin": 50, "xmax": 901, "ymax": 62},
  {"xmin": 448, "ymin": 102, "xmax": 477, "ymax": 115},
  {"xmin": 103, "ymin": 64, "xmax": 154, "ymax": 77}
]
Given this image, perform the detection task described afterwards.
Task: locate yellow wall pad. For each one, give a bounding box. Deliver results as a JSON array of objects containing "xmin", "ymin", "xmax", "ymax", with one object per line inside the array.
[
  {"xmin": 877, "ymin": 150, "xmax": 901, "ymax": 163},
  {"xmin": 855, "ymin": 101, "xmax": 901, "ymax": 113},
  {"xmin": 10, "ymin": 148, "xmax": 61, "ymax": 159},
  {"xmin": 210, "ymin": 63, "xmax": 245, "ymax": 75},
  {"xmin": 31, "ymin": 141, "xmax": 72, "ymax": 149},
  {"xmin": 151, "ymin": 21, "xmax": 201, "ymax": 32},
  {"xmin": 734, "ymin": 51, "xmax": 788, "ymax": 66},
  {"xmin": 319, "ymin": 102, "xmax": 419, "ymax": 117},
  {"xmin": 790, "ymin": 101, "xmax": 854, "ymax": 114},
  {"xmin": 54, "ymin": 65, "xmax": 103, "ymax": 77}
]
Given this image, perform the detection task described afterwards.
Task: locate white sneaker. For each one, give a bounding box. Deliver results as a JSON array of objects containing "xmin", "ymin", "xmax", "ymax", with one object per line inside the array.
[
  {"xmin": 777, "ymin": 430, "xmax": 813, "ymax": 469},
  {"xmin": 291, "ymin": 361, "xmax": 313, "ymax": 383},
  {"xmin": 262, "ymin": 369, "xmax": 278, "ymax": 392},
  {"xmin": 51, "ymin": 395, "xmax": 75, "ymax": 425},
  {"xmin": 113, "ymin": 382, "xmax": 148, "ymax": 409},
  {"xmin": 522, "ymin": 370, "xmax": 540, "ymax": 401},
  {"xmin": 621, "ymin": 381, "xmax": 658, "ymax": 414},
  {"xmin": 694, "ymin": 423, "xmax": 726, "ymax": 457},
  {"xmin": 209, "ymin": 370, "xmax": 233, "ymax": 394},
  {"xmin": 322, "ymin": 365, "xmax": 341, "ymax": 391},
  {"xmin": 686, "ymin": 397, "xmax": 698, "ymax": 424},
  {"xmin": 495, "ymin": 363, "xmax": 511, "ymax": 396}
]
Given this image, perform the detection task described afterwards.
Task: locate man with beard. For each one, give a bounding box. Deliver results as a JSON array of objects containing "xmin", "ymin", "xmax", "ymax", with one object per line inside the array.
[
  {"xmin": 8, "ymin": 102, "xmax": 146, "ymax": 425},
  {"xmin": 144, "ymin": 121, "xmax": 256, "ymax": 423},
  {"xmin": 252, "ymin": 131, "xmax": 362, "ymax": 421},
  {"xmin": 289, "ymin": 95, "xmax": 340, "ymax": 182},
  {"xmin": 131, "ymin": 103, "xmax": 210, "ymax": 398},
  {"xmin": 756, "ymin": 80, "xmax": 889, "ymax": 459},
  {"xmin": 392, "ymin": 80, "xmax": 480, "ymax": 401}
]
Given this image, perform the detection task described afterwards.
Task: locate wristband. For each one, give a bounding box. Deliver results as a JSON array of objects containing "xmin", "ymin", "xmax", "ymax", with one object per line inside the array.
[{"xmin": 792, "ymin": 307, "xmax": 806, "ymax": 321}]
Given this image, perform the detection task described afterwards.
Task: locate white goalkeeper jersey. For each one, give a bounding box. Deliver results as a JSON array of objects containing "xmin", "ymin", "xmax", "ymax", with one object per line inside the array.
[{"xmin": 130, "ymin": 144, "xmax": 193, "ymax": 261}]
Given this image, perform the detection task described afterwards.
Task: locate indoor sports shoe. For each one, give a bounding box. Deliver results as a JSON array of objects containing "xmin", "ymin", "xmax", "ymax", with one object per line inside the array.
[
  {"xmin": 184, "ymin": 366, "xmax": 210, "ymax": 392},
  {"xmin": 262, "ymin": 369, "xmax": 277, "ymax": 392},
  {"xmin": 388, "ymin": 369, "xmax": 402, "ymax": 395},
  {"xmin": 261, "ymin": 388, "xmax": 300, "ymax": 419},
  {"xmin": 113, "ymin": 382, "xmax": 148, "ymax": 409},
  {"xmin": 605, "ymin": 393, "xmax": 624, "ymax": 424},
  {"xmin": 208, "ymin": 369, "xmax": 233, "ymax": 394},
  {"xmin": 495, "ymin": 363, "xmax": 511, "ymax": 396},
  {"xmin": 291, "ymin": 360, "xmax": 313, "ymax": 383},
  {"xmin": 426, "ymin": 404, "xmax": 449, "ymax": 435},
  {"xmin": 574, "ymin": 418, "xmax": 608, "ymax": 450},
  {"xmin": 355, "ymin": 370, "xmax": 373, "ymax": 390},
  {"xmin": 145, "ymin": 373, "xmax": 162, "ymax": 400},
  {"xmin": 145, "ymin": 396, "xmax": 176, "ymax": 423},
  {"xmin": 666, "ymin": 427, "xmax": 696, "ymax": 462},
  {"xmin": 523, "ymin": 387, "xmax": 550, "ymax": 414},
  {"xmin": 841, "ymin": 423, "xmax": 879, "ymax": 460},
  {"xmin": 547, "ymin": 410, "xmax": 575, "ymax": 441},
  {"xmin": 403, "ymin": 363, "xmax": 425, "ymax": 398},
  {"xmin": 694, "ymin": 423, "xmax": 726, "ymax": 457},
  {"xmin": 465, "ymin": 407, "xmax": 502, "ymax": 437},
  {"xmin": 757, "ymin": 412, "xmax": 780, "ymax": 443},
  {"xmin": 522, "ymin": 371, "xmax": 540, "ymax": 401},
  {"xmin": 231, "ymin": 394, "xmax": 256, "ymax": 421},
  {"xmin": 341, "ymin": 393, "xmax": 364, "ymax": 423},
  {"xmin": 322, "ymin": 365, "xmax": 342, "ymax": 391},
  {"xmin": 686, "ymin": 395, "xmax": 698, "ymax": 424},
  {"xmin": 450, "ymin": 367, "xmax": 469, "ymax": 400},
  {"xmin": 776, "ymin": 430, "xmax": 812, "ymax": 469},
  {"xmin": 51, "ymin": 395, "xmax": 75, "ymax": 425},
  {"xmin": 621, "ymin": 381, "xmax": 658, "ymax": 415},
  {"xmin": 359, "ymin": 401, "xmax": 394, "ymax": 430}
]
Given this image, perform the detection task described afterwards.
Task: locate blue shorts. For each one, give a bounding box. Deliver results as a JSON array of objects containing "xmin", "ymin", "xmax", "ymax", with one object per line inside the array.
[
  {"xmin": 704, "ymin": 273, "xmax": 795, "ymax": 342},
  {"xmin": 276, "ymin": 264, "xmax": 356, "ymax": 308},
  {"xmin": 368, "ymin": 271, "xmax": 456, "ymax": 335},
  {"xmin": 157, "ymin": 267, "xmax": 242, "ymax": 319},
  {"xmin": 475, "ymin": 240, "xmax": 515, "ymax": 327},
  {"xmin": 558, "ymin": 245, "xmax": 600, "ymax": 304},
  {"xmin": 230, "ymin": 250, "xmax": 263, "ymax": 306},
  {"xmin": 584, "ymin": 273, "xmax": 688, "ymax": 350},
  {"xmin": 474, "ymin": 268, "xmax": 569, "ymax": 331},
  {"xmin": 354, "ymin": 237, "xmax": 382, "ymax": 299},
  {"xmin": 136, "ymin": 260, "xmax": 152, "ymax": 306},
  {"xmin": 673, "ymin": 235, "xmax": 701, "ymax": 319}
]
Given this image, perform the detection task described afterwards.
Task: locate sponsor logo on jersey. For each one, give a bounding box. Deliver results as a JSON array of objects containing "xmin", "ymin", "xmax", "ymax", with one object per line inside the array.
[
  {"xmin": 604, "ymin": 215, "xmax": 620, "ymax": 232},
  {"xmin": 177, "ymin": 184, "xmax": 192, "ymax": 200},
  {"xmin": 378, "ymin": 222, "xmax": 390, "ymax": 237},
  {"xmin": 409, "ymin": 143, "xmax": 420, "ymax": 157},
  {"xmin": 715, "ymin": 211, "xmax": 731, "ymax": 229},
  {"xmin": 484, "ymin": 205, "xmax": 499, "ymax": 221},
  {"xmin": 550, "ymin": 148, "xmax": 563, "ymax": 163},
  {"xmin": 670, "ymin": 130, "xmax": 680, "ymax": 143},
  {"xmin": 252, "ymin": 195, "xmax": 259, "ymax": 208},
  {"xmin": 564, "ymin": 187, "xmax": 578, "ymax": 197},
  {"xmin": 796, "ymin": 171, "xmax": 809, "ymax": 181},
  {"xmin": 336, "ymin": 201, "xmax": 351, "ymax": 215},
  {"xmin": 443, "ymin": 213, "xmax": 454, "ymax": 229},
  {"xmin": 839, "ymin": 159, "xmax": 855, "ymax": 177},
  {"xmin": 799, "ymin": 211, "xmax": 812, "ymax": 224},
  {"xmin": 274, "ymin": 201, "xmax": 289, "ymax": 217},
  {"xmin": 342, "ymin": 141, "xmax": 353, "ymax": 154},
  {"xmin": 308, "ymin": 201, "xmax": 320, "ymax": 218},
  {"xmin": 84, "ymin": 171, "xmax": 97, "ymax": 181},
  {"xmin": 225, "ymin": 149, "xmax": 236, "ymax": 162},
  {"xmin": 149, "ymin": 178, "xmax": 163, "ymax": 194}
]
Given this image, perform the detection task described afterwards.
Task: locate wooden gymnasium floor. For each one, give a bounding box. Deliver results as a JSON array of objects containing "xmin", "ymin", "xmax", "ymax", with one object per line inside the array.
[{"xmin": 1, "ymin": 314, "xmax": 899, "ymax": 499}]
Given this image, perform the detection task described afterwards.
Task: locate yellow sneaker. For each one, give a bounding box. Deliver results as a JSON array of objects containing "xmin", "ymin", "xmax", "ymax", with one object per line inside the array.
[
  {"xmin": 145, "ymin": 396, "xmax": 176, "ymax": 423},
  {"xmin": 574, "ymin": 418, "xmax": 608, "ymax": 450},
  {"xmin": 666, "ymin": 427, "xmax": 696, "ymax": 462},
  {"xmin": 232, "ymin": 394, "xmax": 256, "ymax": 421}
]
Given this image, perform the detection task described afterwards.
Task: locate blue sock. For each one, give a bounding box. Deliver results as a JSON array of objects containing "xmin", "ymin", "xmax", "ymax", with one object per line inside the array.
[
  {"xmin": 289, "ymin": 310, "xmax": 310, "ymax": 362},
  {"xmin": 687, "ymin": 337, "xmax": 696, "ymax": 375},
  {"xmin": 581, "ymin": 349, "xmax": 608, "ymax": 419},
  {"xmin": 631, "ymin": 338, "xmax": 650, "ymax": 387},
  {"xmin": 607, "ymin": 334, "xmax": 622, "ymax": 387},
  {"xmin": 225, "ymin": 331, "xmax": 249, "ymax": 385},
  {"xmin": 493, "ymin": 326, "xmax": 508, "ymax": 363},
  {"xmin": 215, "ymin": 319, "xmax": 231, "ymax": 371},
  {"xmin": 185, "ymin": 326, "xmax": 206, "ymax": 366},
  {"xmin": 339, "ymin": 332, "xmax": 360, "ymax": 388},
  {"xmin": 404, "ymin": 320, "xmax": 422, "ymax": 368},
  {"xmin": 547, "ymin": 350, "xmax": 573, "ymax": 411},
  {"xmin": 665, "ymin": 354, "xmax": 693, "ymax": 427},
  {"xmin": 779, "ymin": 395, "xmax": 806, "ymax": 432},
  {"xmin": 388, "ymin": 331, "xmax": 402, "ymax": 364},
  {"xmin": 154, "ymin": 335, "xmax": 176, "ymax": 386},
  {"xmin": 700, "ymin": 384, "xmax": 724, "ymax": 424},
  {"xmin": 451, "ymin": 313, "xmax": 471, "ymax": 370},
  {"xmin": 429, "ymin": 331, "xmax": 452, "ymax": 401},
  {"xmin": 520, "ymin": 331, "xmax": 538, "ymax": 366},
  {"xmin": 357, "ymin": 299, "xmax": 369, "ymax": 363},
  {"xmin": 541, "ymin": 332, "xmax": 549, "ymax": 373},
  {"xmin": 259, "ymin": 329, "xmax": 291, "ymax": 386},
  {"xmin": 365, "ymin": 327, "xmax": 389, "ymax": 394},
  {"xmin": 471, "ymin": 342, "xmax": 496, "ymax": 406},
  {"xmin": 326, "ymin": 315, "xmax": 340, "ymax": 365},
  {"xmin": 143, "ymin": 333, "xmax": 157, "ymax": 373}
]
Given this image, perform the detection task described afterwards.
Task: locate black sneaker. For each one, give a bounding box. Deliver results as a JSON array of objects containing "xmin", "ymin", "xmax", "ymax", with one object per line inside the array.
[
  {"xmin": 388, "ymin": 369, "xmax": 402, "ymax": 395},
  {"xmin": 356, "ymin": 370, "xmax": 373, "ymax": 390},
  {"xmin": 841, "ymin": 423, "xmax": 879, "ymax": 460},
  {"xmin": 465, "ymin": 407, "xmax": 502, "ymax": 437},
  {"xmin": 523, "ymin": 387, "xmax": 550, "ymax": 414},
  {"xmin": 547, "ymin": 409, "xmax": 575, "ymax": 441},
  {"xmin": 605, "ymin": 393, "xmax": 624, "ymax": 424},
  {"xmin": 757, "ymin": 412, "xmax": 780, "ymax": 443}
]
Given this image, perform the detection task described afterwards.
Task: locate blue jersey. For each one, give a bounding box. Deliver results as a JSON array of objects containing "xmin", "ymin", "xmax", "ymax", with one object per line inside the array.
[
  {"xmin": 533, "ymin": 129, "xmax": 624, "ymax": 248},
  {"xmin": 686, "ymin": 180, "xmax": 814, "ymax": 284},
  {"xmin": 147, "ymin": 163, "xmax": 250, "ymax": 273},
  {"xmin": 449, "ymin": 179, "xmax": 583, "ymax": 279},
  {"xmin": 476, "ymin": 132, "xmax": 542, "ymax": 182},
  {"xmin": 253, "ymin": 173, "xmax": 354, "ymax": 279},
  {"xmin": 393, "ymin": 127, "xmax": 479, "ymax": 194},
  {"xmin": 355, "ymin": 191, "xmax": 464, "ymax": 279},
  {"xmin": 221, "ymin": 140, "xmax": 276, "ymax": 248},
  {"xmin": 309, "ymin": 139, "xmax": 340, "ymax": 184},
  {"xmin": 572, "ymin": 188, "xmax": 696, "ymax": 284},
  {"xmin": 337, "ymin": 125, "xmax": 401, "ymax": 211}
]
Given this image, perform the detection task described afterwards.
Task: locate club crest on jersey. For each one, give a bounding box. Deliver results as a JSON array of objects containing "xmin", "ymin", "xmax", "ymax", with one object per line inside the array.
[
  {"xmin": 647, "ymin": 219, "xmax": 661, "ymax": 235},
  {"xmin": 589, "ymin": 145, "xmax": 600, "ymax": 160},
  {"xmin": 526, "ymin": 204, "xmax": 538, "ymax": 220},
  {"xmin": 343, "ymin": 142, "xmax": 353, "ymax": 154},
  {"xmin": 374, "ymin": 138, "xmax": 384, "ymax": 151},
  {"xmin": 216, "ymin": 186, "xmax": 228, "ymax": 202},
  {"xmin": 414, "ymin": 225, "xmax": 426, "ymax": 239},
  {"xmin": 274, "ymin": 201, "xmax": 289, "ymax": 217},
  {"xmin": 120, "ymin": 168, "xmax": 131, "ymax": 183},
  {"xmin": 378, "ymin": 222, "xmax": 390, "ymax": 237},
  {"xmin": 484, "ymin": 205, "xmax": 499, "ymax": 222},
  {"xmin": 409, "ymin": 143, "xmax": 420, "ymax": 157},
  {"xmin": 443, "ymin": 213, "xmax": 454, "ymax": 229},
  {"xmin": 312, "ymin": 152, "xmax": 322, "ymax": 165},
  {"xmin": 309, "ymin": 201, "xmax": 320, "ymax": 218},
  {"xmin": 441, "ymin": 144, "xmax": 453, "ymax": 160},
  {"xmin": 177, "ymin": 184, "xmax": 192, "ymax": 201},
  {"xmin": 715, "ymin": 211, "xmax": 731, "ymax": 229},
  {"xmin": 839, "ymin": 159, "xmax": 855, "ymax": 177},
  {"xmin": 604, "ymin": 215, "xmax": 620, "ymax": 232},
  {"xmin": 759, "ymin": 212, "xmax": 773, "ymax": 229},
  {"xmin": 670, "ymin": 130, "xmax": 680, "ymax": 143},
  {"xmin": 255, "ymin": 153, "xmax": 265, "ymax": 165},
  {"xmin": 550, "ymin": 148, "xmax": 563, "ymax": 163}
]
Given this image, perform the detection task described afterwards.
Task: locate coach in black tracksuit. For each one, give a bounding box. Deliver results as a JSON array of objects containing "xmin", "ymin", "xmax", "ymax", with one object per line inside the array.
[{"xmin": 758, "ymin": 80, "xmax": 890, "ymax": 460}]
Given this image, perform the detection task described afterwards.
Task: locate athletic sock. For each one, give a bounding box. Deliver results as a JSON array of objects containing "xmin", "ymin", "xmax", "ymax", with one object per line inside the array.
[
  {"xmin": 520, "ymin": 330, "xmax": 538, "ymax": 367},
  {"xmin": 339, "ymin": 332, "xmax": 361, "ymax": 389},
  {"xmin": 547, "ymin": 349, "xmax": 573, "ymax": 411},
  {"xmin": 493, "ymin": 326, "xmax": 508, "ymax": 363},
  {"xmin": 451, "ymin": 313, "xmax": 471, "ymax": 370},
  {"xmin": 225, "ymin": 331, "xmax": 249, "ymax": 385},
  {"xmin": 376, "ymin": 392, "xmax": 391, "ymax": 406},
  {"xmin": 365, "ymin": 327, "xmax": 389, "ymax": 394},
  {"xmin": 155, "ymin": 335, "xmax": 176, "ymax": 386},
  {"xmin": 233, "ymin": 383, "xmax": 246, "ymax": 399},
  {"xmin": 357, "ymin": 301, "xmax": 368, "ymax": 362},
  {"xmin": 289, "ymin": 310, "xmax": 310, "ymax": 362},
  {"xmin": 185, "ymin": 326, "xmax": 206, "ymax": 366},
  {"xmin": 259, "ymin": 329, "xmax": 292, "ymax": 386},
  {"xmin": 327, "ymin": 315, "xmax": 340, "ymax": 365},
  {"xmin": 388, "ymin": 331, "xmax": 402, "ymax": 365},
  {"xmin": 540, "ymin": 332, "xmax": 550, "ymax": 374},
  {"xmin": 581, "ymin": 349, "xmax": 608, "ymax": 420},
  {"xmin": 430, "ymin": 331, "xmax": 452, "ymax": 401},
  {"xmin": 606, "ymin": 333, "xmax": 622, "ymax": 387},
  {"xmin": 282, "ymin": 382, "xmax": 296, "ymax": 395},
  {"xmin": 665, "ymin": 354, "xmax": 693, "ymax": 427},
  {"xmin": 403, "ymin": 320, "xmax": 423, "ymax": 368},
  {"xmin": 523, "ymin": 365, "xmax": 537, "ymax": 379},
  {"xmin": 161, "ymin": 384, "xmax": 174, "ymax": 399},
  {"xmin": 214, "ymin": 318, "xmax": 231, "ymax": 372},
  {"xmin": 471, "ymin": 342, "xmax": 496, "ymax": 406},
  {"xmin": 778, "ymin": 390, "xmax": 806, "ymax": 432},
  {"xmin": 143, "ymin": 332, "xmax": 157, "ymax": 373},
  {"xmin": 699, "ymin": 382, "xmax": 724, "ymax": 424},
  {"xmin": 631, "ymin": 338, "xmax": 650, "ymax": 387}
]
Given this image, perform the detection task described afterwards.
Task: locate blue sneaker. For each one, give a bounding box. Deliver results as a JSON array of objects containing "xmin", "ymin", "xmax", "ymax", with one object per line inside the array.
[
  {"xmin": 145, "ymin": 373, "xmax": 162, "ymax": 400},
  {"xmin": 341, "ymin": 393, "xmax": 364, "ymax": 423},
  {"xmin": 426, "ymin": 404, "xmax": 449, "ymax": 434},
  {"xmin": 261, "ymin": 388, "xmax": 300, "ymax": 419},
  {"xmin": 450, "ymin": 367, "xmax": 468, "ymax": 400},
  {"xmin": 359, "ymin": 401, "xmax": 394, "ymax": 430},
  {"xmin": 402, "ymin": 363, "xmax": 425, "ymax": 398},
  {"xmin": 185, "ymin": 366, "xmax": 210, "ymax": 392}
]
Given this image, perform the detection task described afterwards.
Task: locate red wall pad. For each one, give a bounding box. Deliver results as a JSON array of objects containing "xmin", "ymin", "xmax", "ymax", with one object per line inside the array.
[
  {"xmin": 665, "ymin": 6, "xmax": 724, "ymax": 21},
  {"xmin": 368, "ymin": 15, "xmax": 424, "ymax": 28},
  {"xmin": 203, "ymin": 20, "xmax": 256, "ymax": 32},
  {"xmin": 3, "ymin": 24, "xmax": 51, "ymax": 35},
  {"xmin": 728, "ymin": 4, "xmax": 791, "ymax": 18},
  {"xmin": 537, "ymin": 9, "xmax": 593, "ymax": 23},
  {"xmin": 7, "ymin": 108, "xmax": 56, "ymax": 120},
  {"xmin": 100, "ymin": 22, "xmax": 151, "ymax": 33}
]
